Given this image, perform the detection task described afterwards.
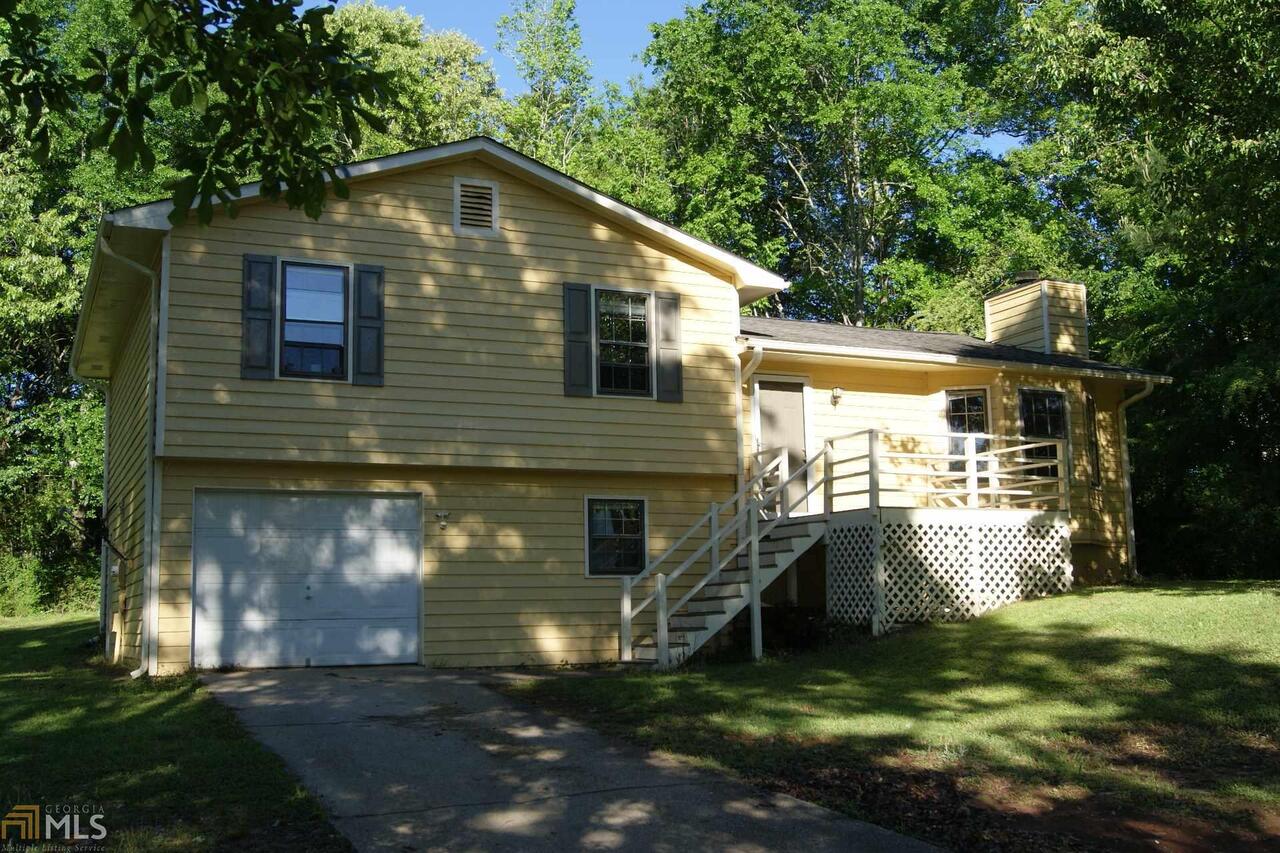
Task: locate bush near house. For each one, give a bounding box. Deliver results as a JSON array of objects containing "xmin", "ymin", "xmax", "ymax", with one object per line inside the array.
[{"xmin": 509, "ymin": 583, "xmax": 1280, "ymax": 851}]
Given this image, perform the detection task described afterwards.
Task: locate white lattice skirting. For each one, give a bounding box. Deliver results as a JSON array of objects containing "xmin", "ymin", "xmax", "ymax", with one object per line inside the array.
[{"xmin": 826, "ymin": 508, "xmax": 1072, "ymax": 632}]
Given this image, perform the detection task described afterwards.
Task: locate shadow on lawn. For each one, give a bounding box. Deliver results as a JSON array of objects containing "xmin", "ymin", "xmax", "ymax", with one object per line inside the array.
[
  {"xmin": 0, "ymin": 616, "xmax": 349, "ymax": 852},
  {"xmin": 538, "ymin": 605, "xmax": 1280, "ymax": 851}
]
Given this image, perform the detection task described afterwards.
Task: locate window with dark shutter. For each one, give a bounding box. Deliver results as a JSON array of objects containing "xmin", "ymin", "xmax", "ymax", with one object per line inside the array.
[
  {"xmin": 454, "ymin": 178, "xmax": 499, "ymax": 235},
  {"xmin": 280, "ymin": 262, "xmax": 348, "ymax": 380},
  {"xmin": 351, "ymin": 264, "xmax": 385, "ymax": 386},
  {"xmin": 241, "ymin": 254, "xmax": 277, "ymax": 380},
  {"xmin": 595, "ymin": 289, "xmax": 651, "ymax": 397},
  {"xmin": 1085, "ymin": 393, "xmax": 1102, "ymax": 488}
]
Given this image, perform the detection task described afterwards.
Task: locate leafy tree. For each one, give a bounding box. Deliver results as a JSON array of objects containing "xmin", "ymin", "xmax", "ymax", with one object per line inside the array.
[
  {"xmin": 1018, "ymin": 0, "xmax": 1280, "ymax": 578},
  {"xmin": 1, "ymin": 0, "xmax": 392, "ymax": 222},
  {"xmin": 497, "ymin": 0, "xmax": 600, "ymax": 173},
  {"xmin": 330, "ymin": 1, "xmax": 503, "ymax": 159}
]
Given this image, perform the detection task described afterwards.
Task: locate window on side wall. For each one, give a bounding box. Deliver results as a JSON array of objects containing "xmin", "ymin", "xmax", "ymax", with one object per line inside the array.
[
  {"xmin": 280, "ymin": 262, "xmax": 348, "ymax": 379},
  {"xmin": 945, "ymin": 389, "xmax": 990, "ymax": 471},
  {"xmin": 1018, "ymin": 388, "xmax": 1068, "ymax": 477},
  {"xmin": 585, "ymin": 497, "xmax": 647, "ymax": 577},
  {"xmin": 1085, "ymin": 393, "xmax": 1102, "ymax": 488},
  {"xmin": 595, "ymin": 289, "xmax": 652, "ymax": 397}
]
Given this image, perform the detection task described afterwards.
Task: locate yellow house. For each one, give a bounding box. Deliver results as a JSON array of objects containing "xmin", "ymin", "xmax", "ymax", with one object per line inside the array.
[{"xmin": 71, "ymin": 138, "xmax": 1169, "ymax": 675}]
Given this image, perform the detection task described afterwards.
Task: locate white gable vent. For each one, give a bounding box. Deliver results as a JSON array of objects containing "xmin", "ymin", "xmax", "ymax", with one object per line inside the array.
[{"xmin": 453, "ymin": 177, "xmax": 500, "ymax": 236}]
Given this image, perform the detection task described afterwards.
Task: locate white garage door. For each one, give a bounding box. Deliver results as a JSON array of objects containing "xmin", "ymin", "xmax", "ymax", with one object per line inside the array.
[{"xmin": 192, "ymin": 491, "xmax": 421, "ymax": 668}]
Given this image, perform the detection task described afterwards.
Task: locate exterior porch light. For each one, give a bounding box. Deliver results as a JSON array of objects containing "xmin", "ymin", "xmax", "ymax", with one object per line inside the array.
[{"xmin": 831, "ymin": 386, "xmax": 844, "ymax": 406}]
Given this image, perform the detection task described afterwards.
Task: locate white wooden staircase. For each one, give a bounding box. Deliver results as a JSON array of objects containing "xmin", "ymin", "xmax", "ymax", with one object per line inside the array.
[
  {"xmin": 630, "ymin": 518, "xmax": 824, "ymax": 665},
  {"xmin": 618, "ymin": 428, "xmax": 1071, "ymax": 667}
]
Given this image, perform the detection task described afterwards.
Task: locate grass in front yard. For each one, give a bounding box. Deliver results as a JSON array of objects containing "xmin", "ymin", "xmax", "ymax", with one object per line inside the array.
[
  {"xmin": 509, "ymin": 582, "xmax": 1280, "ymax": 851},
  {"xmin": 0, "ymin": 612, "xmax": 349, "ymax": 852}
]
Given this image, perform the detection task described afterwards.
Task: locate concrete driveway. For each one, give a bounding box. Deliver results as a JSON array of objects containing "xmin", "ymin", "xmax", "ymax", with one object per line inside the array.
[{"xmin": 202, "ymin": 667, "xmax": 937, "ymax": 852}]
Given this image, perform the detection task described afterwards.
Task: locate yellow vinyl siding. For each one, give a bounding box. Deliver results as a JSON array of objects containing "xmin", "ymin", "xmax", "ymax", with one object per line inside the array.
[
  {"xmin": 154, "ymin": 460, "xmax": 734, "ymax": 672},
  {"xmin": 743, "ymin": 358, "xmax": 1131, "ymax": 574},
  {"xmin": 103, "ymin": 287, "xmax": 153, "ymax": 665},
  {"xmin": 985, "ymin": 280, "xmax": 1088, "ymax": 356},
  {"xmin": 162, "ymin": 160, "xmax": 741, "ymax": 476}
]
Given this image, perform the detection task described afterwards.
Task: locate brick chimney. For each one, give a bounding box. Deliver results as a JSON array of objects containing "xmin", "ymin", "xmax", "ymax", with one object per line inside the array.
[{"xmin": 983, "ymin": 271, "xmax": 1088, "ymax": 356}]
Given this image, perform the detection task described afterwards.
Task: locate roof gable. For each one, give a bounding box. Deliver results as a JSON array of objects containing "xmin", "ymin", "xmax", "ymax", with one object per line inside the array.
[{"xmin": 107, "ymin": 136, "xmax": 786, "ymax": 303}]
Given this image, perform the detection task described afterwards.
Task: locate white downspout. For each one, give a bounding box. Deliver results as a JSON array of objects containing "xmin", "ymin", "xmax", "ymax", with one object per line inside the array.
[
  {"xmin": 99, "ymin": 229, "xmax": 160, "ymax": 679},
  {"xmin": 1118, "ymin": 380, "xmax": 1155, "ymax": 580}
]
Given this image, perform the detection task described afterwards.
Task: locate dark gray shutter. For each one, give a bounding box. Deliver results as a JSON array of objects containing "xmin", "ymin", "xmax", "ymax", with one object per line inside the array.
[
  {"xmin": 352, "ymin": 264, "xmax": 385, "ymax": 386},
  {"xmin": 655, "ymin": 291, "xmax": 683, "ymax": 402},
  {"xmin": 241, "ymin": 254, "xmax": 276, "ymax": 380},
  {"xmin": 563, "ymin": 282, "xmax": 593, "ymax": 397}
]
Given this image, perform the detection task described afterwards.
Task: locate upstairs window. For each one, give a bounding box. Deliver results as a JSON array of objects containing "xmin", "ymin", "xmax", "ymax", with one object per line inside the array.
[
  {"xmin": 585, "ymin": 498, "xmax": 647, "ymax": 577},
  {"xmin": 1019, "ymin": 388, "xmax": 1068, "ymax": 477},
  {"xmin": 280, "ymin": 262, "xmax": 348, "ymax": 379},
  {"xmin": 595, "ymin": 289, "xmax": 652, "ymax": 397}
]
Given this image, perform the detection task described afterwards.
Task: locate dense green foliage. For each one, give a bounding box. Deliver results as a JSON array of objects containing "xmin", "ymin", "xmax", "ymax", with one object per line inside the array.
[{"xmin": 0, "ymin": 0, "xmax": 1275, "ymax": 604}]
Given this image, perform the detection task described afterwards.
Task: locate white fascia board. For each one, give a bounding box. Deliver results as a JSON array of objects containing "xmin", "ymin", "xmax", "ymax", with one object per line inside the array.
[
  {"xmin": 106, "ymin": 137, "xmax": 787, "ymax": 302},
  {"xmin": 738, "ymin": 336, "xmax": 1172, "ymax": 385}
]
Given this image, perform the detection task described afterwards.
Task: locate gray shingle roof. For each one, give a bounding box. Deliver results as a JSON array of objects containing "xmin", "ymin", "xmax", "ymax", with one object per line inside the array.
[{"xmin": 738, "ymin": 316, "xmax": 1165, "ymax": 379}]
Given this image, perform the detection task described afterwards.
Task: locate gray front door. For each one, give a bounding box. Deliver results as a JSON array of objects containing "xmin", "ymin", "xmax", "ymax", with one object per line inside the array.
[{"xmin": 758, "ymin": 380, "xmax": 808, "ymax": 514}]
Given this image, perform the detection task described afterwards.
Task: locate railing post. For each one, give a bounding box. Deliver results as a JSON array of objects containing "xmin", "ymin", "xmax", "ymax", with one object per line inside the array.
[
  {"xmin": 1057, "ymin": 438, "xmax": 1070, "ymax": 511},
  {"xmin": 868, "ymin": 430, "xmax": 880, "ymax": 510},
  {"xmin": 655, "ymin": 572, "xmax": 670, "ymax": 669},
  {"xmin": 776, "ymin": 448, "xmax": 789, "ymax": 518},
  {"xmin": 823, "ymin": 441, "xmax": 834, "ymax": 515},
  {"xmin": 965, "ymin": 434, "xmax": 978, "ymax": 508},
  {"xmin": 619, "ymin": 577, "xmax": 632, "ymax": 662},
  {"xmin": 748, "ymin": 498, "xmax": 763, "ymax": 661},
  {"xmin": 709, "ymin": 502, "xmax": 720, "ymax": 575}
]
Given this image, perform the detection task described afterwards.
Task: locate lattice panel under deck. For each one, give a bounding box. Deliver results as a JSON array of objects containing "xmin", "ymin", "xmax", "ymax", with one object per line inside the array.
[
  {"xmin": 826, "ymin": 520, "xmax": 877, "ymax": 625},
  {"xmin": 826, "ymin": 510, "xmax": 1072, "ymax": 631}
]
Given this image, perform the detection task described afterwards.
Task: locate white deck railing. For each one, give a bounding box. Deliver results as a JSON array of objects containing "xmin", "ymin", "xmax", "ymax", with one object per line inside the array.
[{"xmin": 619, "ymin": 429, "xmax": 1068, "ymax": 664}]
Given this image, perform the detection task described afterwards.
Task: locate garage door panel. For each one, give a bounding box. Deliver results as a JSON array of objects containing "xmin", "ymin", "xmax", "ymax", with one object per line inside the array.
[
  {"xmin": 191, "ymin": 618, "xmax": 420, "ymax": 668},
  {"xmin": 193, "ymin": 578, "xmax": 418, "ymax": 621},
  {"xmin": 192, "ymin": 491, "xmax": 421, "ymax": 668},
  {"xmin": 194, "ymin": 535, "xmax": 419, "ymax": 577}
]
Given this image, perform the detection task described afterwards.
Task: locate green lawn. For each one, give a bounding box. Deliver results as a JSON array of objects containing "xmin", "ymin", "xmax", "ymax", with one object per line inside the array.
[
  {"xmin": 0, "ymin": 612, "xmax": 349, "ymax": 852},
  {"xmin": 509, "ymin": 582, "xmax": 1280, "ymax": 851}
]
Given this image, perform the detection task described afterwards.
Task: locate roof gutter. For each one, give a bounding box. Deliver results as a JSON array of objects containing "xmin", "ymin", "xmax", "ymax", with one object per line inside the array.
[
  {"xmin": 738, "ymin": 336, "xmax": 1172, "ymax": 385},
  {"xmin": 1118, "ymin": 379, "xmax": 1156, "ymax": 581}
]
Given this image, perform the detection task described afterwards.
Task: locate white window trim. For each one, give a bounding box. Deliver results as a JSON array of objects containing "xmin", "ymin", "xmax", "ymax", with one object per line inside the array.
[
  {"xmin": 750, "ymin": 373, "xmax": 819, "ymax": 515},
  {"xmin": 590, "ymin": 284, "xmax": 657, "ymax": 400},
  {"xmin": 452, "ymin": 176, "xmax": 501, "ymax": 237},
  {"xmin": 273, "ymin": 257, "xmax": 355, "ymax": 384},
  {"xmin": 937, "ymin": 385, "xmax": 993, "ymax": 436},
  {"xmin": 583, "ymin": 495, "xmax": 649, "ymax": 579}
]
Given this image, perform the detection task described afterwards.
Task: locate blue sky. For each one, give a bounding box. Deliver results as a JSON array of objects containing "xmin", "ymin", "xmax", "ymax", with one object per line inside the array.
[{"xmin": 378, "ymin": 0, "xmax": 690, "ymax": 95}]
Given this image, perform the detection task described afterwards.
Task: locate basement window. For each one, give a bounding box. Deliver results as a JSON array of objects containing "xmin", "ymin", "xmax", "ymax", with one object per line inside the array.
[
  {"xmin": 585, "ymin": 497, "xmax": 647, "ymax": 577},
  {"xmin": 453, "ymin": 177, "xmax": 500, "ymax": 236}
]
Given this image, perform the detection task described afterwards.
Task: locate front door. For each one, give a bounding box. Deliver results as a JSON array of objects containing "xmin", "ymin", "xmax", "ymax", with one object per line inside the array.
[{"xmin": 758, "ymin": 380, "xmax": 808, "ymax": 515}]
